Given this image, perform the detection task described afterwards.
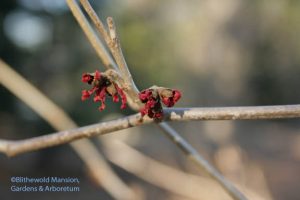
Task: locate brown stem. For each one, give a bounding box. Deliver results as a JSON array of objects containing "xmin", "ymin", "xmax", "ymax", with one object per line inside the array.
[
  {"xmin": 1, "ymin": 104, "xmax": 299, "ymax": 157},
  {"xmin": 66, "ymin": 0, "xmax": 117, "ymax": 70}
]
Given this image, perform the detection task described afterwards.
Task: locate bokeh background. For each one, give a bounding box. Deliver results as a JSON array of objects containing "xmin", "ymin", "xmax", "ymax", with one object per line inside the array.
[{"xmin": 1, "ymin": 0, "xmax": 300, "ymax": 199}]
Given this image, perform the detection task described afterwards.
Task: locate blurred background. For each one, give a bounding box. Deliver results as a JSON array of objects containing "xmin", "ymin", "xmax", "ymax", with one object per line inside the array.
[{"xmin": 1, "ymin": 0, "xmax": 300, "ymax": 199}]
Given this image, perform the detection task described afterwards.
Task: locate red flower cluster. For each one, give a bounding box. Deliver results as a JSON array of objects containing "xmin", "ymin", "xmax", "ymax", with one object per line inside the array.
[
  {"xmin": 139, "ymin": 88, "xmax": 181, "ymax": 119},
  {"xmin": 81, "ymin": 70, "xmax": 127, "ymax": 111},
  {"xmin": 139, "ymin": 89, "xmax": 163, "ymax": 119}
]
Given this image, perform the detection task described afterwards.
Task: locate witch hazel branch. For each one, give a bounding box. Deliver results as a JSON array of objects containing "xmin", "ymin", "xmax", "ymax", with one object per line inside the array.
[
  {"xmin": 81, "ymin": 69, "xmax": 181, "ymax": 119},
  {"xmin": 73, "ymin": 1, "xmax": 251, "ymax": 199}
]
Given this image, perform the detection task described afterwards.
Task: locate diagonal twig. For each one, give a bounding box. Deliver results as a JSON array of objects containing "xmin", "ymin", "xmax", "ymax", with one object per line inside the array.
[
  {"xmin": 67, "ymin": 0, "xmax": 117, "ymax": 70},
  {"xmin": 158, "ymin": 123, "xmax": 247, "ymax": 200},
  {"xmin": 79, "ymin": 0, "xmax": 136, "ymax": 88}
]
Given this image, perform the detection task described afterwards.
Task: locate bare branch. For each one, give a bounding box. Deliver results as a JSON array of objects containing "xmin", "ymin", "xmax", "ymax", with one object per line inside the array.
[
  {"xmin": 105, "ymin": 17, "xmax": 134, "ymax": 85},
  {"xmin": 79, "ymin": 0, "xmax": 129, "ymax": 78},
  {"xmin": 1, "ymin": 104, "xmax": 299, "ymax": 157},
  {"xmin": 0, "ymin": 113, "xmax": 143, "ymax": 157},
  {"xmin": 66, "ymin": 0, "xmax": 117, "ymax": 70},
  {"xmin": 68, "ymin": 0, "xmax": 140, "ymax": 110},
  {"xmin": 79, "ymin": 0, "xmax": 111, "ymax": 43},
  {"xmin": 164, "ymin": 105, "xmax": 300, "ymax": 120}
]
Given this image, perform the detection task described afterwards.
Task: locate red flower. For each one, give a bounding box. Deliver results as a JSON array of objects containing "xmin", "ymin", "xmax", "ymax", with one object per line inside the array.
[
  {"xmin": 139, "ymin": 89, "xmax": 152, "ymax": 103},
  {"xmin": 81, "ymin": 70, "xmax": 127, "ymax": 111},
  {"xmin": 138, "ymin": 89, "xmax": 163, "ymax": 119},
  {"xmin": 139, "ymin": 88, "xmax": 181, "ymax": 119},
  {"xmin": 82, "ymin": 74, "xmax": 93, "ymax": 84},
  {"xmin": 161, "ymin": 89, "xmax": 181, "ymax": 107}
]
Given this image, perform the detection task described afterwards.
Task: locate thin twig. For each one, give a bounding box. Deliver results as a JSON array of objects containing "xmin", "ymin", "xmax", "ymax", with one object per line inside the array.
[
  {"xmin": 79, "ymin": 0, "xmax": 111, "ymax": 42},
  {"xmin": 79, "ymin": 0, "xmax": 133, "ymax": 82},
  {"xmin": 106, "ymin": 17, "xmax": 135, "ymax": 87},
  {"xmin": 79, "ymin": 0, "xmax": 141, "ymax": 108},
  {"xmin": 0, "ymin": 59, "xmax": 135, "ymax": 200},
  {"xmin": 163, "ymin": 106, "xmax": 300, "ymax": 120},
  {"xmin": 66, "ymin": 0, "xmax": 117, "ymax": 70},
  {"xmin": 158, "ymin": 123, "xmax": 247, "ymax": 200},
  {"xmin": 0, "ymin": 113, "xmax": 142, "ymax": 156},
  {"xmin": 1, "ymin": 103, "xmax": 300, "ymax": 157}
]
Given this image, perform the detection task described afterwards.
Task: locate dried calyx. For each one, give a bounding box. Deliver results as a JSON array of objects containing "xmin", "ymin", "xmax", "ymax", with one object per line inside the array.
[
  {"xmin": 139, "ymin": 87, "xmax": 181, "ymax": 119},
  {"xmin": 81, "ymin": 70, "xmax": 127, "ymax": 111}
]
